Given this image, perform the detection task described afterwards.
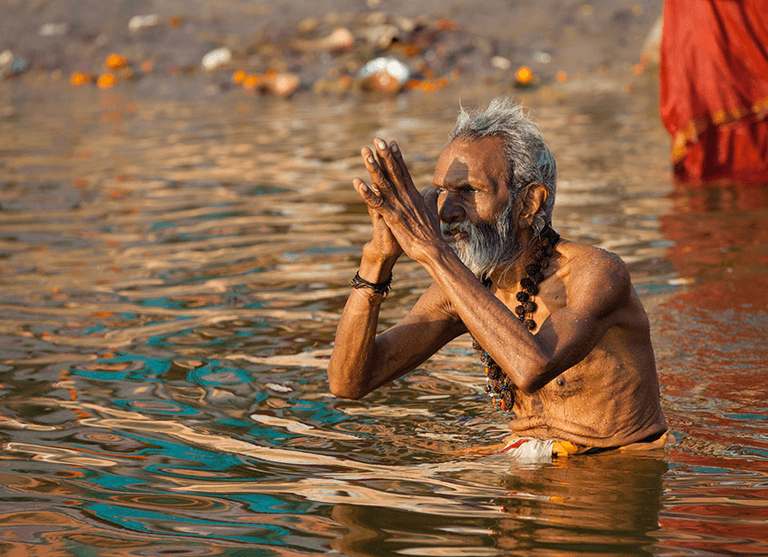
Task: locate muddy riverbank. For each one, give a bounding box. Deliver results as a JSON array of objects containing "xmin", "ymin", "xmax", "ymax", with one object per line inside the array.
[{"xmin": 1, "ymin": 0, "xmax": 664, "ymax": 102}]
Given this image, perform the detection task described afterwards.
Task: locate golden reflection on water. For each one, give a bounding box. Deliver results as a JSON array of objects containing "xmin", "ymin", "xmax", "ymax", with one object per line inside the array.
[{"xmin": 0, "ymin": 83, "xmax": 767, "ymax": 555}]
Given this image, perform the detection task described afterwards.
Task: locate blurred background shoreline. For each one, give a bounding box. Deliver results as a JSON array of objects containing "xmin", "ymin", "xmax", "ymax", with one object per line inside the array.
[{"xmin": 1, "ymin": 0, "xmax": 664, "ymax": 103}]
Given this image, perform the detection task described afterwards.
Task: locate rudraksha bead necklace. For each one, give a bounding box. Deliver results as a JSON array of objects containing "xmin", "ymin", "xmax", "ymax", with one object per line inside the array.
[{"xmin": 472, "ymin": 225, "xmax": 561, "ymax": 412}]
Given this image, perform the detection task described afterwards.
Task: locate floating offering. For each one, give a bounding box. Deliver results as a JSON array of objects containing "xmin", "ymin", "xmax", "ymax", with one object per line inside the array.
[
  {"xmin": 97, "ymin": 72, "xmax": 117, "ymax": 88},
  {"xmin": 294, "ymin": 27, "xmax": 355, "ymax": 52},
  {"xmin": 434, "ymin": 18, "xmax": 459, "ymax": 31},
  {"xmin": 406, "ymin": 77, "xmax": 449, "ymax": 92},
  {"xmin": 39, "ymin": 22, "xmax": 68, "ymax": 36},
  {"xmin": 515, "ymin": 65, "xmax": 534, "ymax": 85},
  {"xmin": 128, "ymin": 14, "xmax": 159, "ymax": 33},
  {"xmin": 491, "ymin": 56, "xmax": 512, "ymax": 70},
  {"xmin": 242, "ymin": 74, "xmax": 260, "ymax": 90},
  {"xmin": 264, "ymin": 73, "xmax": 301, "ymax": 97},
  {"xmin": 105, "ymin": 54, "xmax": 128, "ymax": 70},
  {"xmin": 358, "ymin": 57, "xmax": 410, "ymax": 93},
  {"xmin": 69, "ymin": 72, "xmax": 92, "ymax": 86},
  {"xmin": 201, "ymin": 47, "xmax": 232, "ymax": 71}
]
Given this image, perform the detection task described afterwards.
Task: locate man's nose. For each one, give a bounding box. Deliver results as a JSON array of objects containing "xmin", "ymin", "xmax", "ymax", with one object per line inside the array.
[{"xmin": 438, "ymin": 194, "xmax": 464, "ymax": 223}]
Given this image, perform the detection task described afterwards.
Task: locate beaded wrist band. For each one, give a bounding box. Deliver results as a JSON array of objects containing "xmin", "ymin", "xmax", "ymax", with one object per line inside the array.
[{"xmin": 351, "ymin": 271, "xmax": 392, "ymax": 297}]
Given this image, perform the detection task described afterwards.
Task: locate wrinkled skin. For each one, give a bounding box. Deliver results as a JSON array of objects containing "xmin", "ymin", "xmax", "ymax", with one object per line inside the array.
[{"xmin": 327, "ymin": 136, "xmax": 665, "ymax": 449}]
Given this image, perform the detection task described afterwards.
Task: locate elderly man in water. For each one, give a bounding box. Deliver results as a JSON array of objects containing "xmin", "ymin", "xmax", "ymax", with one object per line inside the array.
[{"xmin": 327, "ymin": 98, "xmax": 666, "ymax": 457}]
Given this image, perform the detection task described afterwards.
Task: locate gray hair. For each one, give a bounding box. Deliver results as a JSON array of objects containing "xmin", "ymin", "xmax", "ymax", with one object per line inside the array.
[{"xmin": 448, "ymin": 97, "xmax": 556, "ymax": 235}]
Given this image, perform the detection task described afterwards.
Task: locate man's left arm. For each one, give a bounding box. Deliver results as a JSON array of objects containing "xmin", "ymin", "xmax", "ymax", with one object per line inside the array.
[{"xmin": 416, "ymin": 244, "xmax": 636, "ymax": 394}]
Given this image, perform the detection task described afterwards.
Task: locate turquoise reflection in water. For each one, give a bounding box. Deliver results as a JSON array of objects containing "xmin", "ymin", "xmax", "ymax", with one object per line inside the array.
[{"xmin": 1, "ymin": 86, "xmax": 767, "ymax": 556}]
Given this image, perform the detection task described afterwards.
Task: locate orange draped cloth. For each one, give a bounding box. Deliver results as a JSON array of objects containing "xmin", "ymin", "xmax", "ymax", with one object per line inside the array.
[{"xmin": 660, "ymin": 0, "xmax": 768, "ymax": 184}]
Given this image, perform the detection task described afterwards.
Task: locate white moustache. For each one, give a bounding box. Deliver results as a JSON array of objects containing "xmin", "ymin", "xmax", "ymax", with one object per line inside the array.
[{"xmin": 440, "ymin": 222, "xmax": 471, "ymax": 244}]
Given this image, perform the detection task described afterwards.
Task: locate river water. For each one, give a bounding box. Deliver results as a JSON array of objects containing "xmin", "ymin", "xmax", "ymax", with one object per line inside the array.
[{"xmin": 1, "ymin": 79, "xmax": 767, "ymax": 556}]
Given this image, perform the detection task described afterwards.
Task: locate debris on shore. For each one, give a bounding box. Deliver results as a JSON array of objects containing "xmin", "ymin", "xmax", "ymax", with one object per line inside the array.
[{"xmin": 0, "ymin": 3, "xmax": 661, "ymax": 99}]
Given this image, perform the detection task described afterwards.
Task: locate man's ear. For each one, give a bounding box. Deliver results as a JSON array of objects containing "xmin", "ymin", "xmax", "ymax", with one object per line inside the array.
[{"xmin": 520, "ymin": 183, "xmax": 548, "ymax": 227}]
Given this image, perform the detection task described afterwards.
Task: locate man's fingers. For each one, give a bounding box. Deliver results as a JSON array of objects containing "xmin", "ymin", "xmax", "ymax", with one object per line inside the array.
[
  {"xmin": 388, "ymin": 140, "xmax": 412, "ymax": 184},
  {"xmin": 353, "ymin": 178, "xmax": 384, "ymax": 207},
  {"xmin": 361, "ymin": 147, "xmax": 390, "ymax": 194},
  {"xmin": 373, "ymin": 138, "xmax": 412, "ymax": 191}
]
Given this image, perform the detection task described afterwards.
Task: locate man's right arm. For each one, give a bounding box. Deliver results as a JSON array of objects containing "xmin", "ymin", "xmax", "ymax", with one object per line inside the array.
[
  {"xmin": 328, "ymin": 139, "xmax": 464, "ymax": 399},
  {"xmin": 327, "ymin": 270, "xmax": 466, "ymax": 399}
]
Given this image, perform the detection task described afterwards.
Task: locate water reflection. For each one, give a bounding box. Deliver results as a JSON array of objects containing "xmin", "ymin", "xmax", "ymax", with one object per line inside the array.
[
  {"xmin": 1, "ymin": 84, "xmax": 767, "ymax": 555},
  {"xmin": 332, "ymin": 455, "xmax": 668, "ymax": 557},
  {"xmin": 655, "ymin": 179, "xmax": 768, "ymax": 555}
]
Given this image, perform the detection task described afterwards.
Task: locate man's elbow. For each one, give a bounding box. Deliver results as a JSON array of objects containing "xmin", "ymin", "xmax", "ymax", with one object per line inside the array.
[
  {"xmin": 515, "ymin": 377, "xmax": 539, "ymax": 396},
  {"xmin": 514, "ymin": 360, "xmax": 556, "ymax": 395},
  {"xmin": 328, "ymin": 378, "xmax": 367, "ymax": 400}
]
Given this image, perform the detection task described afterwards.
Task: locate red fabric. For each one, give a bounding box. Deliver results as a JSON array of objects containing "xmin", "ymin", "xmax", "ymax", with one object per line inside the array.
[
  {"xmin": 659, "ymin": 0, "xmax": 768, "ymax": 184},
  {"xmin": 500, "ymin": 439, "xmax": 529, "ymax": 452}
]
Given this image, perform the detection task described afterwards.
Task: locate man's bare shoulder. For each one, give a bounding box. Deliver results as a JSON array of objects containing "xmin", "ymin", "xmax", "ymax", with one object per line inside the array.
[
  {"xmin": 557, "ymin": 240, "xmax": 630, "ymax": 279},
  {"xmin": 555, "ymin": 240, "xmax": 633, "ymax": 312}
]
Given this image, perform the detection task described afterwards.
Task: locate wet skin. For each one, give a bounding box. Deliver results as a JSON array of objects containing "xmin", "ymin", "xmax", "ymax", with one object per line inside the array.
[{"xmin": 327, "ymin": 136, "xmax": 666, "ymax": 448}]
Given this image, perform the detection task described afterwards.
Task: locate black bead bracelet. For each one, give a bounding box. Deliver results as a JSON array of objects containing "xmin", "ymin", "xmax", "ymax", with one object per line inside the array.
[{"xmin": 350, "ymin": 271, "xmax": 392, "ymax": 297}]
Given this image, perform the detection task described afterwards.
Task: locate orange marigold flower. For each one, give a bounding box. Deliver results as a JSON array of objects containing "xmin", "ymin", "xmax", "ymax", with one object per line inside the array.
[
  {"xmin": 515, "ymin": 66, "xmax": 534, "ymax": 85},
  {"xmin": 434, "ymin": 18, "xmax": 458, "ymax": 31},
  {"xmin": 69, "ymin": 72, "xmax": 91, "ymax": 86},
  {"xmin": 243, "ymin": 75, "xmax": 260, "ymax": 89},
  {"xmin": 105, "ymin": 54, "xmax": 128, "ymax": 69},
  {"xmin": 403, "ymin": 43, "xmax": 421, "ymax": 57},
  {"xmin": 97, "ymin": 73, "xmax": 117, "ymax": 89}
]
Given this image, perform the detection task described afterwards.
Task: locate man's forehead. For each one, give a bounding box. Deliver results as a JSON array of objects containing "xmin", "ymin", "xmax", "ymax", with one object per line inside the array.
[
  {"xmin": 441, "ymin": 135, "xmax": 505, "ymax": 159},
  {"xmin": 435, "ymin": 136, "xmax": 506, "ymax": 181}
]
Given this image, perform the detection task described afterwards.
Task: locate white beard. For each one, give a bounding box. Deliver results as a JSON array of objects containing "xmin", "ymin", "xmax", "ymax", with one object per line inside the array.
[{"xmin": 441, "ymin": 203, "xmax": 519, "ymax": 280}]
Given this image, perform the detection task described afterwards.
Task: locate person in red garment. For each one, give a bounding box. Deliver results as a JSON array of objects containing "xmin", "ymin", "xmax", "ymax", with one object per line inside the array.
[{"xmin": 660, "ymin": 0, "xmax": 768, "ymax": 184}]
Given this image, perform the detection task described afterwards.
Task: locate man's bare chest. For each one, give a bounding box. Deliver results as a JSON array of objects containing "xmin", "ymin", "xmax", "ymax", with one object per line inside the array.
[{"xmin": 495, "ymin": 277, "xmax": 568, "ymax": 332}]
